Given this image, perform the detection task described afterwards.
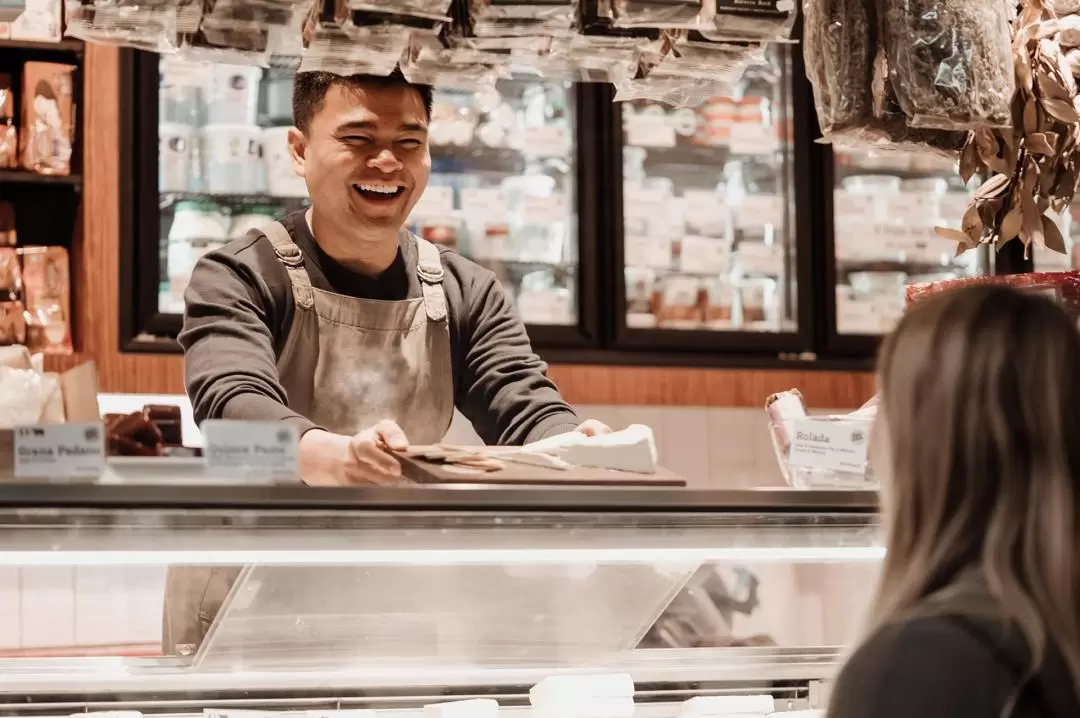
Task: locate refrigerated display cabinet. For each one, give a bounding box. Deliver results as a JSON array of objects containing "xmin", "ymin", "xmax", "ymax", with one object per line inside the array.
[
  {"xmin": 1, "ymin": 484, "xmax": 878, "ymax": 714},
  {"xmin": 822, "ymin": 145, "xmax": 985, "ymax": 355},
  {"xmin": 612, "ymin": 46, "xmax": 812, "ymax": 356},
  {"xmin": 119, "ymin": 50, "xmax": 601, "ymax": 352}
]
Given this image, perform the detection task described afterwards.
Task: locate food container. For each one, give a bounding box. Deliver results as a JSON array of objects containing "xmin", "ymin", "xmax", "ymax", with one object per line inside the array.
[
  {"xmin": 229, "ymin": 205, "xmax": 280, "ymax": 240},
  {"xmin": 736, "ymin": 276, "xmax": 777, "ymax": 327},
  {"xmin": 159, "ymin": 123, "xmax": 195, "ymax": 193},
  {"xmin": 261, "ymin": 66, "xmax": 294, "ymax": 125},
  {"xmin": 261, "ymin": 126, "xmax": 307, "ymax": 198},
  {"xmin": 168, "ymin": 200, "xmax": 229, "ymax": 245},
  {"xmin": 678, "ymin": 695, "xmax": 775, "ymax": 718},
  {"xmin": 206, "ymin": 64, "xmax": 263, "ymax": 125},
  {"xmin": 201, "ymin": 124, "xmax": 262, "ymax": 194}
]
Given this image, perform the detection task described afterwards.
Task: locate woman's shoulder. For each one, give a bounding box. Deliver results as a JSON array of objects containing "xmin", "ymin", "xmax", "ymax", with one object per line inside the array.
[{"xmin": 827, "ymin": 614, "xmax": 1016, "ymax": 718}]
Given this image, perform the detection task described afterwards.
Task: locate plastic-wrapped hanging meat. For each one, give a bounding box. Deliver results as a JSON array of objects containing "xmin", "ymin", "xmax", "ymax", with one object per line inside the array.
[
  {"xmin": 802, "ymin": 0, "xmax": 874, "ymax": 137},
  {"xmin": 882, "ymin": 0, "xmax": 1014, "ymax": 130}
]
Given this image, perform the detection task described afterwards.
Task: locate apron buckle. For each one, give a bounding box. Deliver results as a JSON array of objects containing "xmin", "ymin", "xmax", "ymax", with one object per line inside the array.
[
  {"xmin": 274, "ymin": 246, "xmax": 305, "ymax": 268},
  {"xmin": 417, "ymin": 261, "xmax": 444, "ymax": 284}
]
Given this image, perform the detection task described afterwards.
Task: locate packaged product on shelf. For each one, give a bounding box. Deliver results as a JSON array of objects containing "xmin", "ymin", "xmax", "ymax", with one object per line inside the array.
[
  {"xmin": 301, "ymin": 6, "xmax": 434, "ymax": 76},
  {"xmin": 400, "ymin": 34, "xmax": 506, "ymax": 91},
  {"xmin": 19, "ymin": 62, "xmax": 75, "ymax": 176},
  {"xmin": 185, "ymin": 0, "xmax": 313, "ymax": 62},
  {"xmin": 200, "ymin": 124, "xmax": 263, "ymax": 194},
  {"xmin": 736, "ymin": 276, "xmax": 776, "ymax": 326},
  {"xmin": 625, "ymin": 266, "xmax": 658, "ymax": 327},
  {"xmin": 678, "ymin": 694, "xmax": 776, "ymax": 717},
  {"xmin": 0, "ymin": 73, "xmax": 15, "ymax": 169},
  {"xmin": 655, "ymin": 274, "xmax": 703, "ymax": 328},
  {"xmin": 350, "ymin": 0, "xmax": 452, "ymax": 21},
  {"xmin": 883, "ymin": 0, "xmax": 1013, "ymax": 130},
  {"xmin": 261, "ymin": 126, "xmax": 309, "ymax": 198},
  {"xmin": 20, "ymin": 246, "xmax": 72, "ymax": 355},
  {"xmin": 0, "ymin": 247, "xmax": 21, "ymax": 300},
  {"xmin": 615, "ymin": 36, "xmax": 764, "ymax": 108},
  {"xmin": 206, "ymin": 64, "xmax": 263, "ymax": 125},
  {"xmin": 469, "ymin": 0, "xmax": 577, "ymax": 37},
  {"xmin": 767, "ymin": 389, "xmax": 877, "ymax": 490},
  {"xmin": 159, "ymin": 123, "xmax": 195, "ymax": 194},
  {"xmin": 703, "ymin": 276, "xmax": 735, "ymax": 328},
  {"xmin": 65, "ymin": 1, "xmax": 197, "ymax": 53},
  {"xmin": 679, "ymin": 234, "xmax": 730, "ymax": 274},
  {"xmin": 0, "ymin": 301, "xmax": 26, "ymax": 346}
]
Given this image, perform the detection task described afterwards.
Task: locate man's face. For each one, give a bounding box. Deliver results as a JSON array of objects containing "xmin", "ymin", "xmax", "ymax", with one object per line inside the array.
[{"xmin": 288, "ymin": 82, "xmax": 430, "ymax": 239}]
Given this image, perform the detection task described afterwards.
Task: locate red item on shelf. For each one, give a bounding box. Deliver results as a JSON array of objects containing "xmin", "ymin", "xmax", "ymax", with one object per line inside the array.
[{"xmin": 905, "ymin": 272, "xmax": 1080, "ymax": 317}]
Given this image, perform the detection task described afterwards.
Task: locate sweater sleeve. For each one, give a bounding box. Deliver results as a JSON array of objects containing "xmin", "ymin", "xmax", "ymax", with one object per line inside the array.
[
  {"xmin": 178, "ymin": 248, "xmax": 318, "ymax": 437},
  {"xmin": 453, "ymin": 271, "xmax": 579, "ymax": 446},
  {"xmin": 827, "ymin": 617, "xmax": 1014, "ymax": 718}
]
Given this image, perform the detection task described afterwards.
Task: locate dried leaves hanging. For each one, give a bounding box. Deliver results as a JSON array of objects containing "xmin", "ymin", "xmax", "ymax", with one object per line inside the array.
[{"xmin": 939, "ymin": 7, "xmax": 1080, "ymax": 257}]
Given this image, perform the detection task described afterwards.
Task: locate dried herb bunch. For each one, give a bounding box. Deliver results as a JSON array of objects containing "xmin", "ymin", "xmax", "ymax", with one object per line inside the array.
[{"xmin": 936, "ymin": 3, "xmax": 1080, "ymax": 257}]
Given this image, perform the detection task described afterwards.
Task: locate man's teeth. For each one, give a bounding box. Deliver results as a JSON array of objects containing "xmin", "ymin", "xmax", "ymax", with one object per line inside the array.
[{"xmin": 356, "ymin": 184, "xmax": 400, "ymax": 195}]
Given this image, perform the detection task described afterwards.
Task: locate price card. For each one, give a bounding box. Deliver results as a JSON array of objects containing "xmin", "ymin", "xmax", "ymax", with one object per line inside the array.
[
  {"xmin": 522, "ymin": 193, "xmax": 568, "ymax": 223},
  {"xmin": 737, "ymin": 242, "xmax": 785, "ymax": 276},
  {"xmin": 410, "ymin": 186, "xmax": 455, "ymax": 217},
  {"xmin": 14, "ymin": 423, "xmax": 106, "ymax": 479},
  {"xmin": 679, "ymin": 235, "xmax": 731, "ymax": 274},
  {"xmin": 202, "ymin": 421, "xmax": 300, "ymax": 483},
  {"xmin": 787, "ymin": 419, "xmax": 871, "ymax": 474},
  {"xmin": 461, "ymin": 188, "xmax": 510, "ymax": 219},
  {"xmin": 625, "ymin": 235, "xmax": 673, "ymax": 270},
  {"xmin": 521, "ymin": 125, "xmax": 570, "ymax": 157},
  {"xmin": 625, "ymin": 111, "xmax": 676, "ymax": 148}
]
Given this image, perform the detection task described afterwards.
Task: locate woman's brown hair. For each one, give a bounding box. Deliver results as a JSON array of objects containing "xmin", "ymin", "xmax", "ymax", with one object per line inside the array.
[{"xmin": 870, "ymin": 283, "xmax": 1080, "ymax": 701}]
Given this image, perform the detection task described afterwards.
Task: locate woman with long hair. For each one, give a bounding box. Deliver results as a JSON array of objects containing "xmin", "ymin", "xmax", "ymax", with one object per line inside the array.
[{"xmin": 827, "ymin": 284, "xmax": 1080, "ymax": 718}]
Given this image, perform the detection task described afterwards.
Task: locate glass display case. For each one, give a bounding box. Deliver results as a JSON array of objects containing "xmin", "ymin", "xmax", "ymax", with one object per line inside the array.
[
  {"xmin": 613, "ymin": 48, "xmax": 804, "ymax": 354},
  {"xmin": 828, "ymin": 147, "xmax": 981, "ymax": 349},
  {"xmin": 0, "ymin": 484, "xmax": 879, "ymax": 715},
  {"xmin": 121, "ymin": 51, "xmax": 599, "ymax": 352}
]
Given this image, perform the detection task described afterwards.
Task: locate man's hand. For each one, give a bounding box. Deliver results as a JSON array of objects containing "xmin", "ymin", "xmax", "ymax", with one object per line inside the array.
[
  {"xmin": 299, "ymin": 420, "xmax": 410, "ymax": 486},
  {"xmin": 574, "ymin": 419, "xmax": 612, "ymax": 437}
]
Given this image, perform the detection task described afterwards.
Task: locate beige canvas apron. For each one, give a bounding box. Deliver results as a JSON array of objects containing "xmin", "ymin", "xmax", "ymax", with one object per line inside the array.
[{"xmin": 162, "ymin": 220, "xmax": 455, "ymax": 656}]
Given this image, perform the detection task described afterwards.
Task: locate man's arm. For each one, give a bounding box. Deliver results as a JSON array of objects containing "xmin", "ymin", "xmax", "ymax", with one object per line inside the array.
[
  {"xmin": 455, "ymin": 273, "xmax": 579, "ymax": 446},
  {"xmin": 178, "ymin": 250, "xmax": 317, "ymax": 436}
]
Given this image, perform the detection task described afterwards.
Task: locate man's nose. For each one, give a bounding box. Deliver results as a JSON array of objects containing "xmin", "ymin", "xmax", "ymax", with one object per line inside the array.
[{"xmin": 367, "ymin": 148, "xmax": 403, "ymax": 172}]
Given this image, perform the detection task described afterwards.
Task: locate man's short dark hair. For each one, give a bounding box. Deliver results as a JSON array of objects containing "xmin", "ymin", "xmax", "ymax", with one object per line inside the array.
[{"xmin": 292, "ymin": 68, "xmax": 434, "ymax": 133}]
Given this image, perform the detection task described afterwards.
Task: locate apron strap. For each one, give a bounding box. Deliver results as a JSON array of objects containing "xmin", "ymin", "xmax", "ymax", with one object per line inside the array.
[
  {"xmin": 415, "ymin": 236, "xmax": 448, "ymax": 323},
  {"xmin": 262, "ymin": 221, "xmax": 315, "ymax": 310}
]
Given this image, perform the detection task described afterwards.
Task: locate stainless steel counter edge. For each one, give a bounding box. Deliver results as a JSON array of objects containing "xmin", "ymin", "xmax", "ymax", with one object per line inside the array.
[{"xmin": 0, "ymin": 484, "xmax": 879, "ymax": 512}]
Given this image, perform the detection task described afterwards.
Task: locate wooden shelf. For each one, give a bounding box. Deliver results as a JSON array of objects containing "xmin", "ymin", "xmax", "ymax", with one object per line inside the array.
[
  {"xmin": 0, "ymin": 169, "xmax": 81, "ymax": 186},
  {"xmin": 0, "ymin": 38, "xmax": 83, "ymax": 54}
]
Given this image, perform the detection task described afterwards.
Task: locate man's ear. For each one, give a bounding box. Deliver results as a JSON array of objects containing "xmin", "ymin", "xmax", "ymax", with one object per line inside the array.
[{"xmin": 287, "ymin": 126, "xmax": 307, "ymax": 178}]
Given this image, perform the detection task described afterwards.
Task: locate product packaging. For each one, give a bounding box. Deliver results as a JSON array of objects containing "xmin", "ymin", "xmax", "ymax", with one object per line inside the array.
[
  {"xmin": 20, "ymin": 246, "xmax": 73, "ymax": 355},
  {"xmin": 0, "ymin": 201, "xmax": 15, "ymax": 247},
  {"xmin": 883, "ymin": 0, "xmax": 1014, "ymax": 130},
  {"xmin": 20, "ymin": 62, "xmax": 75, "ymax": 176},
  {"xmin": 9, "ymin": 0, "xmax": 63, "ymax": 42},
  {"xmin": 0, "ymin": 73, "xmax": 16, "ymax": 169},
  {"xmin": 611, "ymin": 0, "xmax": 705, "ymax": 29},
  {"xmin": 469, "ymin": 0, "xmax": 577, "ymax": 38},
  {"xmin": 767, "ymin": 388, "xmax": 878, "ymax": 489},
  {"xmin": 0, "ymin": 347, "xmax": 99, "ymax": 443},
  {"xmin": 701, "ymin": 0, "xmax": 798, "ymax": 43},
  {"xmin": 301, "ymin": 2, "xmax": 444, "ymax": 75},
  {"xmin": 65, "ymin": 1, "xmax": 197, "ymax": 53}
]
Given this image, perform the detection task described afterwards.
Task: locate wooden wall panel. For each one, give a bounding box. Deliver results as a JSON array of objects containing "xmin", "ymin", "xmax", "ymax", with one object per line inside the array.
[{"xmin": 49, "ymin": 44, "xmax": 875, "ymax": 410}]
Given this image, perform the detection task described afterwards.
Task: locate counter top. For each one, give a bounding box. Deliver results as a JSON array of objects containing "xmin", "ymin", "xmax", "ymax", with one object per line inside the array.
[{"xmin": 0, "ymin": 483, "xmax": 878, "ymax": 512}]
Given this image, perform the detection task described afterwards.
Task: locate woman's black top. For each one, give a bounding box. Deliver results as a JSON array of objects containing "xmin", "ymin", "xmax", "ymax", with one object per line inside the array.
[{"xmin": 827, "ymin": 578, "xmax": 1079, "ymax": 718}]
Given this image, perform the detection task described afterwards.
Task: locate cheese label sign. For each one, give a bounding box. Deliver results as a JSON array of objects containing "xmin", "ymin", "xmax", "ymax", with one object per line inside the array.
[
  {"xmin": 787, "ymin": 419, "xmax": 871, "ymax": 474},
  {"xmin": 14, "ymin": 423, "xmax": 106, "ymax": 478},
  {"xmin": 202, "ymin": 420, "xmax": 300, "ymax": 482}
]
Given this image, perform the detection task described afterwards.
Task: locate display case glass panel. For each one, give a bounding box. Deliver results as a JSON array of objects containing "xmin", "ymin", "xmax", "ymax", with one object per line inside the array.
[
  {"xmin": 156, "ymin": 59, "xmax": 578, "ymax": 327},
  {"xmin": 619, "ymin": 49, "xmax": 797, "ymax": 337},
  {"xmin": 831, "ymin": 148, "xmax": 979, "ymax": 336}
]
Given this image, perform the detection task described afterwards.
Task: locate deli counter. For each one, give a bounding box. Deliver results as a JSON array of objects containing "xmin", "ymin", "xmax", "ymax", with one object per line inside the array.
[{"xmin": 0, "ymin": 484, "xmax": 880, "ymax": 716}]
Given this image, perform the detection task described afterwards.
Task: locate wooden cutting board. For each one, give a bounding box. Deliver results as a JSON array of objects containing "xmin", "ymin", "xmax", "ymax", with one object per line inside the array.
[{"xmin": 396, "ymin": 452, "xmax": 687, "ymax": 487}]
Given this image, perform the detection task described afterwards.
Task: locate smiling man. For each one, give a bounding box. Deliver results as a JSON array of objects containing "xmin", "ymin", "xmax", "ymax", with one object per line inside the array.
[{"xmin": 179, "ymin": 70, "xmax": 608, "ymax": 486}]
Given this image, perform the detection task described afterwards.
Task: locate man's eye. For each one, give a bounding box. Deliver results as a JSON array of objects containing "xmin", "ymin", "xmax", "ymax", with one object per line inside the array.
[
  {"xmin": 343, "ymin": 136, "xmax": 371, "ymax": 143},
  {"xmin": 398, "ymin": 139, "xmax": 424, "ymax": 149}
]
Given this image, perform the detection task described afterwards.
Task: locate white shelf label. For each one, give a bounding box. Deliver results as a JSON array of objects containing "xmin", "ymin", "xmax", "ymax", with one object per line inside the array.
[
  {"xmin": 14, "ymin": 423, "xmax": 106, "ymax": 479},
  {"xmin": 787, "ymin": 419, "xmax": 871, "ymax": 474},
  {"xmin": 202, "ymin": 420, "xmax": 300, "ymax": 482}
]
